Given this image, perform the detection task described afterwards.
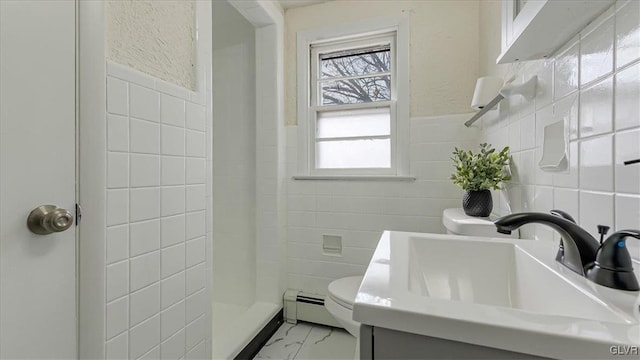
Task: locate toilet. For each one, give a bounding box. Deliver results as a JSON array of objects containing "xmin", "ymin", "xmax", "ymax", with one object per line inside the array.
[
  {"xmin": 443, "ymin": 207, "xmax": 519, "ymax": 238},
  {"xmin": 325, "ymin": 276, "xmax": 363, "ymax": 357}
]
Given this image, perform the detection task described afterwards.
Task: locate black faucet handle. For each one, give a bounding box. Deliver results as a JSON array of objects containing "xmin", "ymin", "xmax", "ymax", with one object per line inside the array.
[
  {"xmin": 597, "ymin": 225, "xmax": 611, "ymax": 244},
  {"xmin": 588, "ymin": 230, "xmax": 640, "ymax": 291},
  {"xmin": 550, "ymin": 209, "xmax": 576, "ymax": 223},
  {"xmin": 597, "ymin": 230, "xmax": 640, "ymax": 272}
]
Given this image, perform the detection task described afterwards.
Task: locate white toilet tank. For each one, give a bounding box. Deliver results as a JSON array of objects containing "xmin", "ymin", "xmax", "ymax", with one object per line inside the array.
[{"xmin": 442, "ymin": 208, "xmax": 519, "ymax": 238}]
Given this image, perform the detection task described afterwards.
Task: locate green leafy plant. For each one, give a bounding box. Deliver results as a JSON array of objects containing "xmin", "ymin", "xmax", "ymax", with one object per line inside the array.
[{"xmin": 450, "ymin": 143, "xmax": 511, "ymax": 191}]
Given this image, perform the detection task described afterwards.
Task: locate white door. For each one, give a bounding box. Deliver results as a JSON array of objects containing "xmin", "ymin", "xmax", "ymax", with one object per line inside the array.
[{"xmin": 0, "ymin": 1, "xmax": 77, "ymax": 358}]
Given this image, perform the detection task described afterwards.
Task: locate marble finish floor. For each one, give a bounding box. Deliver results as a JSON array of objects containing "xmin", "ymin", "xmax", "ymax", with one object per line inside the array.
[{"xmin": 254, "ymin": 322, "xmax": 356, "ymax": 360}]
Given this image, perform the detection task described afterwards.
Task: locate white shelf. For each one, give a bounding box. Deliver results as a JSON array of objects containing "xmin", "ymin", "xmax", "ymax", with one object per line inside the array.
[{"xmin": 498, "ymin": 0, "xmax": 614, "ymax": 64}]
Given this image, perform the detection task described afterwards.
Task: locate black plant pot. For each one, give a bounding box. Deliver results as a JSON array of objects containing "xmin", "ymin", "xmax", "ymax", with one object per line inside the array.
[{"xmin": 462, "ymin": 190, "xmax": 493, "ymax": 217}]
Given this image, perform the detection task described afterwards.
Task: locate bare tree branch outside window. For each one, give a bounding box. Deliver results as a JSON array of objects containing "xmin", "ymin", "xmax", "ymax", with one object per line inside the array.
[{"xmin": 319, "ymin": 48, "xmax": 391, "ymax": 105}]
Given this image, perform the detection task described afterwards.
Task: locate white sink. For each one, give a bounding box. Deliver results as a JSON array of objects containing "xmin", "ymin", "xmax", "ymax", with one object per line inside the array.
[
  {"xmin": 353, "ymin": 232, "xmax": 640, "ymax": 359},
  {"xmin": 408, "ymin": 237, "xmax": 634, "ymax": 324}
]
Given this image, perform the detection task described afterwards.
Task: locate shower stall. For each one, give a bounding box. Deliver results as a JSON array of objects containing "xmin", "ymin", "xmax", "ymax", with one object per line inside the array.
[{"xmin": 211, "ymin": 1, "xmax": 286, "ymax": 358}]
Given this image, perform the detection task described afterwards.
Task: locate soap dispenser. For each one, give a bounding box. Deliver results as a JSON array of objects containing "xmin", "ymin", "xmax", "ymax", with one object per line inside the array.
[{"xmin": 587, "ymin": 230, "xmax": 640, "ymax": 291}]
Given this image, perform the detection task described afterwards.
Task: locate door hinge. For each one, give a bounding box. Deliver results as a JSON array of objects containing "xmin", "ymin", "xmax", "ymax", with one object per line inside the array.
[{"xmin": 75, "ymin": 203, "xmax": 82, "ymax": 226}]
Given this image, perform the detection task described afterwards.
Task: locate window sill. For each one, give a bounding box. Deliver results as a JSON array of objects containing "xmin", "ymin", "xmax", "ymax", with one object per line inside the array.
[{"xmin": 292, "ymin": 175, "xmax": 416, "ymax": 181}]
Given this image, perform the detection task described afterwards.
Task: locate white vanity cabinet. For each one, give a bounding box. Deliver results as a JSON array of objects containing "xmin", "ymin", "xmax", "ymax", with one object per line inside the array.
[{"xmin": 498, "ymin": 0, "xmax": 614, "ymax": 64}]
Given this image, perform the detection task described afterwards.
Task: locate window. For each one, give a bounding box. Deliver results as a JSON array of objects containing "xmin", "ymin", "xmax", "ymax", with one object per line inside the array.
[{"xmin": 296, "ymin": 16, "xmax": 409, "ymax": 178}]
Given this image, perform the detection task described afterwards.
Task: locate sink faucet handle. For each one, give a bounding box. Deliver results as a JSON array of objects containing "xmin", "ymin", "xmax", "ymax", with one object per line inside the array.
[
  {"xmin": 598, "ymin": 230, "xmax": 640, "ymax": 272},
  {"xmin": 597, "ymin": 225, "xmax": 611, "ymax": 244},
  {"xmin": 587, "ymin": 230, "xmax": 640, "ymax": 291},
  {"xmin": 550, "ymin": 209, "xmax": 576, "ymax": 224}
]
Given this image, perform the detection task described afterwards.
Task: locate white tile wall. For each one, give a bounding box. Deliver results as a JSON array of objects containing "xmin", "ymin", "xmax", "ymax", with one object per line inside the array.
[
  {"xmin": 106, "ymin": 62, "xmax": 210, "ymax": 359},
  {"xmin": 482, "ymin": 2, "xmax": 640, "ymax": 260},
  {"xmin": 285, "ymin": 114, "xmax": 479, "ymax": 295}
]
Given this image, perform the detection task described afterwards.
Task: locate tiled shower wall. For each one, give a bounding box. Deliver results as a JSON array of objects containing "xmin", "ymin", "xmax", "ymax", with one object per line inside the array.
[
  {"xmin": 285, "ymin": 114, "xmax": 479, "ymax": 295},
  {"xmin": 105, "ymin": 62, "xmax": 211, "ymax": 359},
  {"xmin": 481, "ymin": 1, "xmax": 640, "ymax": 259}
]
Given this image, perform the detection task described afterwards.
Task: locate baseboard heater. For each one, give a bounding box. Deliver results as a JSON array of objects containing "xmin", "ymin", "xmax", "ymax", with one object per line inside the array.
[{"xmin": 283, "ymin": 289, "xmax": 341, "ymax": 328}]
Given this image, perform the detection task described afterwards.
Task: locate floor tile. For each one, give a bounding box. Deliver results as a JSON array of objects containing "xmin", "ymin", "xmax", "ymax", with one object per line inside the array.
[
  {"xmin": 255, "ymin": 322, "xmax": 313, "ymax": 360},
  {"xmin": 294, "ymin": 325, "xmax": 356, "ymax": 360}
]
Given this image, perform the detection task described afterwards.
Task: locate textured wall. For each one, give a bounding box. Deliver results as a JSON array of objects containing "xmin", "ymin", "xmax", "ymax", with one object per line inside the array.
[
  {"xmin": 107, "ymin": 0, "xmax": 195, "ymax": 90},
  {"xmin": 284, "ymin": 0, "xmax": 479, "ymax": 125}
]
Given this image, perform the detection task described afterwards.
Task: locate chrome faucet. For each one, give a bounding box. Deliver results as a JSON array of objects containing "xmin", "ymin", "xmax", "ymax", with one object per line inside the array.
[{"xmin": 494, "ymin": 211, "xmax": 640, "ymax": 291}]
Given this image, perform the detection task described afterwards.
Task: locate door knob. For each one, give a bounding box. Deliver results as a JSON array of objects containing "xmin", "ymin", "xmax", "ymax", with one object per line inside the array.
[{"xmin": 27, "ymin": 205, "xmax": 74, "ymax": 235}]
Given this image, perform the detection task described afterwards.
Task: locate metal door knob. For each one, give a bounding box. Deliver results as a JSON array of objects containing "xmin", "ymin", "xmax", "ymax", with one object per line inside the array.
[{"xmin": 27, "ymin": 205, "xmax": 74, "ymax": 235}]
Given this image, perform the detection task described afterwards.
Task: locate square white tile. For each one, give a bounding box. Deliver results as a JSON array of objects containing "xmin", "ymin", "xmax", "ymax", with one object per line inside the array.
[
  {"xmin": 161, "ymin": 271, "xmax": 185, "ymax": 309},
  {"xmin": 106, "ymin": 331, "xmax": 128, "ymax": 359},
  {"xmin": 579, "ymin": 76, "xmax": 613, "ymax": 138},
  {"xmin": 129, "ymin": 219, "xmax": 160, "ymax": 257},
  {"xmin": 579, "ymin": 191, "xmax": 614, "ymax": 239},
  {"xmin": 130, "ymin": 118, "xmax": 160, "ymax": 154},
  {"xmin": 185, "ymin": 211, "xmax": 206, "ymax": 240},
  {"xmin": 186, "ymin": 185, "xmax": 206, "ymax": 212},
  {"xmin": 130, "ymin": 84, "xmax": 160, "ymax": 122},
  {"xmin": 161, "ymin": 186, "xmax": 186, "ymax": 217},
  {"xmin": 108, "ymin": 152, "xmax": 129, "ymax": 189},
  {"xmin": 161, "ymin": 300, "xmax": 185, "ymax": 340},
  {"xmin": 106, "ymin": 295, "xmax": 129, "ymax": 340},
  {"xmin": 161, "ymin": 214, "xmax": 186, "ymax": 248},
  {"xmin": 186, "ymin": 130, "xmax": 206, "ymax": 158},
  {"xmin": 186, "ymin": 102, "xmax": 206, "ymax": 132},
  {"xmin": 185, "ymin": 315, "xmax": 206, "ymax": 350},
  {"xmin": 130, "ymin": 187, "xmax": 161, "ymax": 222},
  {"xmin": 130, "ymin": 154, "xmax": 160, "ymax": 188},
  {"xmin": 130, "ymin": 250, "xmax": 160, "ymax": 292},
  {"xmin": 615, "ymin": 62, "xmax": 640, "ymax": 131},
  {"xmin": 129, "ymin": 282, "xmax": 160, "ymax": 327},
  {"xmin": 129, "ymin": 314, "xmax": 160, "ymax": 360},
  {"xmin": 185, "ymin": 289, "xmax": 206, "ymax": 324},
  {"xmin": 554, "ymin": 41, "xmax": 579, "ymax": 100},
  {"xmin": 107, "ymin": 225, "xmax": 129, "ymax": 264},
  {"xmin": 106, "ymin": 260, "xmax": 129, "ymax": 302},
  {"xmin": 162, "ymin": 125, "xmax": 186, "ymax": 156},
  {"xmin": 160, "ymin": 329, "xmax": 185, "ymax": 360},
  {"xmin": 615, "ymin": 129, "xmax": 640, "ymax": 194},
  {"xmin": 579, "ymin": 135, "xmax": 613, "ymax": 192},
  {"xmin": 186, "ymin": 158, "xmax": 206, "ymax": 184},
  {"xmin": 185, "ymin": 263, "xmax": 206, "ymax": 296},
  {"xmin": 108, "ymin": 114, "xmax": 129, "ymax": 152},
  {"xmin": 161, "ymin": 243, "xmax": 186, "ymax": 279},
  {"xmin": 186, "ymin": 237, "xmax": 206, "ymax": 267},
  {"xmin": 161, "ymin": 94, "xmax": 186, "ymax": 127},
  {"xmin": 107, "ymin": 77, "xmax": 128, "ymax": 116},
  {"xmin": 615, "ymin": 0, "xmax": 640, "ymax": 69},
  {"xmin": 107, "ymin": 189, "xmax": 129, "ymax": 226},
  {"xmin": 580, "ymin": 15, "xmax": 614, "ymax": 86},
  {"xmin": 162, "ymin": 156, "xmax": 186, "ymax": 186}
]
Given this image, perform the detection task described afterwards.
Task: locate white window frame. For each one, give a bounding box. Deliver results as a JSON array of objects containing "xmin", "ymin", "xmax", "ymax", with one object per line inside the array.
[{"xmin": 296, "ymin": 14, "xmax": 410, "ymax": 178}]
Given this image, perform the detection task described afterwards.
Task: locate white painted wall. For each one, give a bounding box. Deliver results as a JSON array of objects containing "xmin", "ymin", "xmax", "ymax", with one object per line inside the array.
[
  {"xmin": 283, "ymin": 0, "xmax": 480, "ymax": 125},
  {"xmin": 478, "ymin": 1, "xmax": 640, "ymax": 260},
  {"xmin": 212, "ymin": 0, "xmax": 257, "ymax": 306},
  {"xmin": 106, "ymin": 0, "xmax": 195, "ymax": 90}
]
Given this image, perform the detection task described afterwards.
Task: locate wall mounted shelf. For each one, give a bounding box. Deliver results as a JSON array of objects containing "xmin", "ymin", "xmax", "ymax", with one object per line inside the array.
[{"xmin": 498, "ymin": 0, "xmax": 614, "ymax": 64}]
